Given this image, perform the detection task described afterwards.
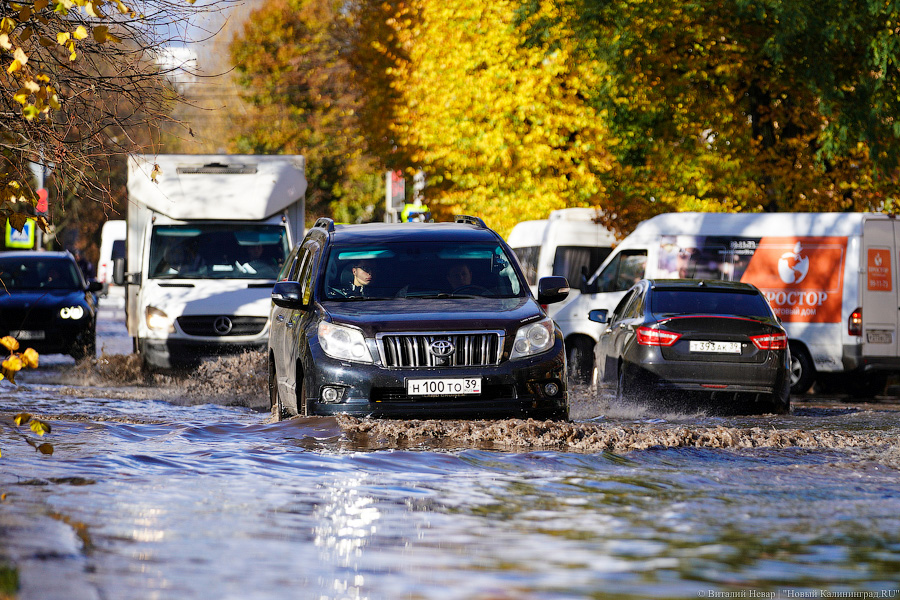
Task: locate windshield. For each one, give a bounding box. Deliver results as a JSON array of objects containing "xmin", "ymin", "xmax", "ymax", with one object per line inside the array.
[
  {"xmin": 149, "ymin": 224, "xmax": 289, "ymax": 280},
  {"xmin": 322, "ymin": 241, "xmax": 525, "ymax": 300},
  {"xmin": 0, "ymin": 257, "xmax": 82, "ymax": 290},
  {"xmin": 651, "ymin": 289, "xmax": 774, "ymax": 318}
]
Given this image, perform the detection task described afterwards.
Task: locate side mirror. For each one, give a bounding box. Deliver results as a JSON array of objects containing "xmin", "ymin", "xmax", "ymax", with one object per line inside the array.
[
  {"xmin": 272, "ymin": 281, "xmax": 307, "ymax": 309},
  {"xmin": 87, "ymin": 281, "xmax": 103, "ymax": 293},
  {"xmin": 113, "ymin": 257, "xmax": 126, "ymax": 286},
  {"xmin": 537, "ymin": 276, "xmax": 570, "ymax": 305},
  {"xmin": 588, "ymin": 309, "xmax": 609, "ymax": 324}
]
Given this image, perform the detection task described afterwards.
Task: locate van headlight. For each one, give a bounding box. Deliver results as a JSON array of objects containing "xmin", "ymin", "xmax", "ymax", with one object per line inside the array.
[
  {"xmin": 146, "ymin": 306, "xmax": 175, "ymax": 332},
  {"xmin": 510, "ymin": 317, "xmax": 555, "ymax": 360},
  {"xmin": 318, "ymin": 321, "xmax": 373, "ymax": 363},
  {"xmin": 59, "ymin": 306, "xmax": 85, "ymax": 320}
]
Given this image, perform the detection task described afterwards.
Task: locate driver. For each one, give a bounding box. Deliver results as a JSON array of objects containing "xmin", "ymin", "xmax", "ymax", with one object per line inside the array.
[{"xmin": 336, "ymin": 260, "xmax": 377, "ymax": 297}]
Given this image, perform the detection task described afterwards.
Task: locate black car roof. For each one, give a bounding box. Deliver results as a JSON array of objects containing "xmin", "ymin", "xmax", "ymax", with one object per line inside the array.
[
  {"xmin": 325, "ymin": 221, "xmax": 503, "ymax": 244},
  {"xmin": 0, "ymin": 251, "xmax": 73, "ymax": 261},
  {"xmin": 647, "ymin": 279, "xmax": 761, "ymax": 292}
]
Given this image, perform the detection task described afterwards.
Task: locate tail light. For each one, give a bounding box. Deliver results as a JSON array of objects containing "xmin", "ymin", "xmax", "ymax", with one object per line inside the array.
[
  {"xmin": 750, "ymin": 332, "xmax": 788, "ymax": 350},
  {"xmin": 637, "ymin": 325, "xmax": 681, "ymax": 346},
  {"xmin": 849, "ymin": 308, "xmax": 862, "ymax": 336}
]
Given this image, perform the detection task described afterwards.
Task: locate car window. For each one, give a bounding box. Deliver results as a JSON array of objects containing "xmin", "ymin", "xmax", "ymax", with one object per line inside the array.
[
  {"xmin": 0, "ymin": 257, "xmax": 81, "ymax": 290},
  {"xmin": 594, "ymin": 250, "xmax": 648, "ymax": 292},
  {"xmin": 553, "ymin": 246, "xmax": 612, "ymax": 287},
  {"xmin": 622, "ymin": 288, "xmax": 645, "ymax": 319},
  {"xmin": 512, "ymin": 246, "xmax": 539, "ymax": 286},
  {"xmin": 321, "ymin": 241, "xmax": 525, "ymax": 300},
  {"xmin": 610, "ymin": 289, "xmax": 637, "ymax": 323},
  {"xmin": 650, "ymin": 289, "xmax": 774, "ymax": 318},
  {"xmin": 299, "ymin": 242, "xmax": 320, "ymax": 305}
]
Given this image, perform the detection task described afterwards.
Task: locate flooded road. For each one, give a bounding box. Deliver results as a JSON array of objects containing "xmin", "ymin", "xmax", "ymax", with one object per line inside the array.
[{"xmin": 2, "ymin": 294, "xmax": 900, "ymax": 599}]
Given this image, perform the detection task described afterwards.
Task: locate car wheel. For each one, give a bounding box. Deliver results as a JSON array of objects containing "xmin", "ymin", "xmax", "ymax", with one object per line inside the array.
[
  {"xmin": 844, "ymin": 372, "xmax": 888, "ymax": 399},
  {"xmin": 298, "ymin": 371, "xmax": 310, "ymax": 417},
  {"xmin": 268, "ymin": 356, "xmax": 286, "ymax": 421},
  {"xmin": 567, "ymin": 337, "xmax": 594, "ymax": 386},
  {"xmin": 614, "ymin": 364, "xmax": 628, "ymax": 404},
  {"xmin": 789, "ymin": 344, "xmax": 815, "ymax": 395},
  {"xmin": 69, "ymin": 330, "xmax": 96, "ymax": 361}
]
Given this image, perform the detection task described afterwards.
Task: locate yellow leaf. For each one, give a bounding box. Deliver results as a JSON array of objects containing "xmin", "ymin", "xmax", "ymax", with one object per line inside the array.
[
  {"xmin": 0, "ymin": 33, "xmax": 11, "ymax": 50},
  {"xmin": 115, "ymin": 0, "xmax": 128, "ymax": 14},
  {"xmin": 93, "ymin": 25, "xmax": 108, "ymax": 42},
  {"xmin": 3, "ymin": 355, "xmax": 23, "ymax": 373},
  {"xmin": 35, "ymin": 0, "xmax": 48, "ymax": 9},
  {"xmin": 73, "ymin": 25, "xmax": 87, "ymax": 40},
  {"xmin": 30, "ymin": 419, "xmax": 51, "ymax": 436},
  {"xmin": 48, "ymin": 94, "xmax": 60, "ymax": 110},
  {"xmin": 24, "ymin": 80, "xmax": 40, "ymax": 93},
  {"xmin": 57, "ymin": 32, "xmax": 70, "ymax": 44},
  {"xmin": 151, "ymin": 164, "xmax": 162, "ymax": 182},
  {"xmin": 7, "ymin": 59, "xmax": 22, "ymax": 74},
  {"xmin": 13, "ymin": 47, "xmax": 27, "ymax": 65},
  {"xmin": 13, "ymin": 88, "xmax": 29, "ymax": 104},
  {"xmin": 35, "ymin": 73, "xmax": 49, "ymax": 82},
  {"xmin": 0, "ymin": 336, "xmax": 20, "ymax": 352},
  {"xmin": 85, "ymin": 2, "xmax": 105, "ymax": 17},
  {"xmin": 13, "ymin": 413, "xmax": 31, "ymax": 426},
  {"xmin": 22, "ymin": 348, "xmax": 39, "ymax": 369}
]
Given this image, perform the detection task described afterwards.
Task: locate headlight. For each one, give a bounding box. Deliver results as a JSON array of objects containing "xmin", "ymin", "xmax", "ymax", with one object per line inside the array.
[
  {"xmin": 59, "ymin": 306, "xmax": 85, "ymax": 320},
  {"xmin": 510, "ymin": 317, "xmax": 555, "ymax": 360},
  {"xmin": 318, "ymin": 321, "xmax": 373, "ymax": 363},
  {"xmin": 146, "ymin": 306, "xmax": 175, "ymax": 332}
]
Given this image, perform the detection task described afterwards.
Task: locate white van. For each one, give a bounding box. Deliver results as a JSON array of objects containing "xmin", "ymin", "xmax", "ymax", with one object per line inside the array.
[
  {"xmin": 97, "ymin": 219, "xmax": 126, "ymax": 294},
  {"xmin": 507, "ymin": 207, "xmax": 617, "ymax": 305},
  {"xmin": 556, "ymin": 211, "xmax": 900, "ymax": 397}
]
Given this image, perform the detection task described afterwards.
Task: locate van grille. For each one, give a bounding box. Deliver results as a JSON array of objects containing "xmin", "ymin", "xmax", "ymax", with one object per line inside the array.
[
  {"xmin": 377, "ymin": 331, "xmax": 504, "ymax": 368},
  {"xmin": 177, "ymin": 316, "xmax": 268, "ymax": 337}
]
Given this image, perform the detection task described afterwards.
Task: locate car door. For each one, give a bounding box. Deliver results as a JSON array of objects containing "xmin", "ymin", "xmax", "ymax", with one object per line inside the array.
[
  {"xmin": 271, "ymin": 245, "xmax": 305, "ymax": 386},
  {"xmin": 608, "ymin": 285, "xmax": 646, "ymax": 384},
  {"xmin": 286, "ymin": 239, "xmax": 322, "ymax": 405},
  {"xmin": 596, "ymin": 287, "xmax": 638, "ymax": 385}
]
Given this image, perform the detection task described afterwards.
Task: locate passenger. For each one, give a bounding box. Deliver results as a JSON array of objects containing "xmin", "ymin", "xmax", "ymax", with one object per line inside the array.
[
  {"xmin": 446, "ymin": 263, "xmax": 472, "ymax": 290},
  {"xmin": 245, "ymin": 244, "xmax": 279, "ymax": 278}
]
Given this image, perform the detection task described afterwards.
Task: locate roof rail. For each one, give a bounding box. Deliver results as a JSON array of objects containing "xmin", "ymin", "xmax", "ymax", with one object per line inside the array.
[
  {"xmin": 313, "ymin": 217, "xmax": 335, "ymax": 232},
  {"xmin": 454, "ymin": 215, "xmax": 487, "ymax": 228}
]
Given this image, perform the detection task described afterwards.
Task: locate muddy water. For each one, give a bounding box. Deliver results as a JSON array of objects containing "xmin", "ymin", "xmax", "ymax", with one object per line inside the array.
[{"xmin": 3, "ymin": 373, "xmax": 900, "ymax": 600}]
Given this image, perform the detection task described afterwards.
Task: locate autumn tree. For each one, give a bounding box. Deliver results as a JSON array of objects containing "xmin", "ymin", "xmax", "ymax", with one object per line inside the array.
[
  {"xmin": 520, "ymin": 0, "xmax": 900, "ymax": 233},
  {"xmin": 228, "ymin": 0, "xmax": 383, "ymax": 224},
  {"xmin": 0, "ymin": 0, "xmax": 229, "ymax": 235}
]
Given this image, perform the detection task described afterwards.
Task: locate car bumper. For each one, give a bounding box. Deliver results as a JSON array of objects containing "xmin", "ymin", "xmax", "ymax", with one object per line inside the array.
[
  {"xmin": 303, "ymin": 339, "xmax": 569, "ymax": 420},
  {"xmin": 632, "ymin": 351, "xmax": 789, "ymax": 394},
  {"xmin": 1, "ymin": 319, "xmax": 94, "ymax": 356},
  {"xmin": 142, "ymin": 338, "xmax": 267, "ymax": 370}
]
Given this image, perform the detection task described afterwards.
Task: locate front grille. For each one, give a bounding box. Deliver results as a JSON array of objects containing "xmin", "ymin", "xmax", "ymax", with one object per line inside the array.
[
  {"xmin": 371, "ymin": 385, "xmax": 517, "ymax": 403},
  {"xmin": 176, "ymin": 315, "xmax": 268, "ymax": 337},
  {"xmin": 377, "ymin": 330, "xmax": 504, "ymax": 368},
  {"xmin": 0, "ymin": 307, "xmax": 56, "ymax": 330}
]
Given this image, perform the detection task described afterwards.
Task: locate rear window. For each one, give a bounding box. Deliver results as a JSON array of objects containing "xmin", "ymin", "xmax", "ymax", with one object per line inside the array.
[{"xmin": 650, "ymin": 289, "xmax": 773, "ymax": 318}]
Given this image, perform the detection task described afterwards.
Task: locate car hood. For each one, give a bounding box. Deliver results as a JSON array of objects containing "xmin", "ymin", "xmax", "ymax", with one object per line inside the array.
[
  {"xmin": 321, "ymin": 296, "xmax": 545, "ymax": 336},
  {"xmin": 0, "ymin": 289, "xmax": 90, "ymax": 308}
]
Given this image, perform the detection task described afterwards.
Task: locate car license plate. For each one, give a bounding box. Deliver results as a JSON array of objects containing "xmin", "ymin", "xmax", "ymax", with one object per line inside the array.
[
  {"xmin": 867, "ymin": 330, "xmax": 893, "ymax": 344},
  {"xmin": 689, "ymin": 340, "xmax": 741, "ymax": 354},
  {"xmin": 407, "ymin": 377, "xmax": 482, "ymax": 396},
  {"xmin": 10, "ymin": 330, "xmax": 45, "ymax": 340}
]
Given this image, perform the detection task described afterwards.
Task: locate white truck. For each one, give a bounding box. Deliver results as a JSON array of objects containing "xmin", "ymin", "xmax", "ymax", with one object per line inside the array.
[
  {"xmin": 558, "ymin": 211, "xmax": 900, "ymax": 397},
  {"xmin": 115, "ymin": 154, "xmax": 306, "ymax": 369}
]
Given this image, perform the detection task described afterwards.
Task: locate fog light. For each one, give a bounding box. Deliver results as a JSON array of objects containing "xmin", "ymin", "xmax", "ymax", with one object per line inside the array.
[
  {"xmin": 544, "ymin": 382, "xmax": 560, "ymax": 396},
  {"xmin": 321, "ymin": 386, "xmax": 344, "ymax": 403}
]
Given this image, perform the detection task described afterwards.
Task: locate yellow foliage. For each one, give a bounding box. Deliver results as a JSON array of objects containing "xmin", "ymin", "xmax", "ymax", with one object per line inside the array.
[
  {"xmin": 381, "ymin": 0, "xmax": 615, "ymax": 236},
  {"xmin": 0, "ymin": 337, "xmax": 19, "ymax": 352}
]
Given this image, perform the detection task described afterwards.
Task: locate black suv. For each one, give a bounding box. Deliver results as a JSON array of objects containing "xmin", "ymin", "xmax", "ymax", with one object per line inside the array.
[{"xmin": 267, "ymin": 216, "xmax": 571, "ymax": 420}]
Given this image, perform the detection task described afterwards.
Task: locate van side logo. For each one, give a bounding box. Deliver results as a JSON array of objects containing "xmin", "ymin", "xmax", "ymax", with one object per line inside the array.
[{"xmin": 777, "ymin": 242, "xmax": 809, "ymax": 284}]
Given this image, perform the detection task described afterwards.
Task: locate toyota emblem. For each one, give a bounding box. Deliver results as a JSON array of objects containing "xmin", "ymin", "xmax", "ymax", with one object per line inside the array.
[
  {"xmin": 429, "ymin": 339, "xmax": 455, "ymax": 357},
  {"xmin": 213, "ymin": 316, "xmax": 233, "ymax": 335}
]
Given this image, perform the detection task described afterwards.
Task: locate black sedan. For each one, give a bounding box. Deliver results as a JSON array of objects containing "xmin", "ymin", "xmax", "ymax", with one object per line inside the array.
[
  {"xmin": 589, "ymin": 279, "xmax": 790, "ymax": 414},
  {"xmin": 0, "ymin": 251, "xmax": 102, "ymax": 360}
]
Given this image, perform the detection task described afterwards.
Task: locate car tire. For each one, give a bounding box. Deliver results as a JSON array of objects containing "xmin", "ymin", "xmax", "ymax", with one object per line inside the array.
[
  {"xmin": 70, "ymin": 330, "xmax": 96, "ymax": 361},
  {"xmin": 268, "ymin": 356, "xmax": 287, "ymax": 421},
  {"xmin": 298, "ymin": 369, "xmax": 310, "ymax": 417},
  {"xmin": 615, "ymin": 363, "xmax": 628, "ymax": 405},
  {"xmin": 844, "ymin": 372, "xmax": 888, "ymax": 399},
  {"xmin": 567, "ymin": 337, "xmax": 594, "ymax": 386},
  {"xmin": 789, "ymin": 344, "xmax": 815, "ymax": 395}
]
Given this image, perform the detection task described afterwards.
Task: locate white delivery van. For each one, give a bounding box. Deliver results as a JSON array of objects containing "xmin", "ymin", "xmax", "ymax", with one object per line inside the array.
[
  {"xmin": 507, "ymin": 206, "xmax": 617, "ymax": 305},
  {"xmin": 115, "ymin": 154, "xmax": 306, "ymax": 370},
  {"xmin": 557, "ymin": 211, "xmax": 900, "ymax": 396},
  {"xmin": 97, "ymin": 219, "xmax": 126, "ymax": 295}
]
